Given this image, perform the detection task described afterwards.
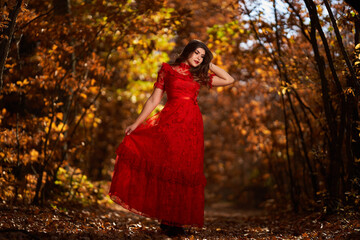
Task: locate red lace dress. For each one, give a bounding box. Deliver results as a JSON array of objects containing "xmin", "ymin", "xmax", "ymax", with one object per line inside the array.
[{"xmin": 108, "ymin": 62, "xmax": 213, "ymax": 227}]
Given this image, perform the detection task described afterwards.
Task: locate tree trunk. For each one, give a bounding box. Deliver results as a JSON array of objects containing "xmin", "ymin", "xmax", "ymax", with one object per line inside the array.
[
  {"xmin": 0, "ymin": 0, "xmax": 23, "ymax": 91},
  {"xmin": 323, "ymin": 0, "xmax": 359, "ymax": 94},
  {"xmin": 32, "ymin": 0, "xmax": 71, "ymax": 205},
  {"xmin": 304, "ymin": 0, "xmax": 347, "ymax": 211}
]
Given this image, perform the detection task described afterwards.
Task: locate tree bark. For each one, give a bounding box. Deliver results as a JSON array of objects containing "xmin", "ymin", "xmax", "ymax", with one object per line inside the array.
[
  {"xmin": 323, "ymin": 0, "xmax": 359, "ymax": 94},
  {"xmin": 32, "ymin": 0, "xmax": 71, "ymax": 205},
  {"xmin": 304, "ymin": 0, "xmax": 345, "ymax": 211}
]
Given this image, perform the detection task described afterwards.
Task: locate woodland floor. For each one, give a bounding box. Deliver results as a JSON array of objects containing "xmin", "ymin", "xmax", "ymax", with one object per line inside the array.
[{"xmin": 0, "ymin": 201, "xmax": 359, "ymax": 240}]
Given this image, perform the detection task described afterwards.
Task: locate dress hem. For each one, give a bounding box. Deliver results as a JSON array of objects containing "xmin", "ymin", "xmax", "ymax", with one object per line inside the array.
[{"xmin": 108, "ymin": 192, "xmax": 204, "ymax": 228}]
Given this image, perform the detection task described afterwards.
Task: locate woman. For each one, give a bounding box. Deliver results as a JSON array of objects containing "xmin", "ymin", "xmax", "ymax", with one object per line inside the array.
[{"xmin": 108, "ymin": 40, "xmax": 235, "ymax": 236}]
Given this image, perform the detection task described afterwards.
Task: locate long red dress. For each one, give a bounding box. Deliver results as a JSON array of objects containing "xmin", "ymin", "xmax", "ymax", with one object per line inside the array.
[{"xmin": 108, "ymin": 62, "xmax": 213, "ymax": 227}]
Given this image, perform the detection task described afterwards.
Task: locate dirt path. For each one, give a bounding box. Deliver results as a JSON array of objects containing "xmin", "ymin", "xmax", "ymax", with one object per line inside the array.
[{"xmin": 0, "ymin": 202, "xmax": 359, "ymax": 239}]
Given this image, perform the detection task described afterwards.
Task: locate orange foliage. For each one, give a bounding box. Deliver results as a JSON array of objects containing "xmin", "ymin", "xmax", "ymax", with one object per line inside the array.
[{"xmin": 1, "ymin": 0, "xmax": 359, "ymax": 213}]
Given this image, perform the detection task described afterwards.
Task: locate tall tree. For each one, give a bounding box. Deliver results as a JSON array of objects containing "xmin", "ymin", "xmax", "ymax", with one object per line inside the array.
[{"xmin": 0, "ymin": 0, "xmax": 23, "ymax": 90}]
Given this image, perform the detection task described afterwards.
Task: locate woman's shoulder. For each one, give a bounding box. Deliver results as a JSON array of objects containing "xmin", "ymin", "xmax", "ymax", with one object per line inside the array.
[
  {"xmin": 158, "ymin": 62, "xmax": 173, "ymax": 74},
  {"xmin": 160, "ymin": 62, "xmax": 171, "ymax": 69}
]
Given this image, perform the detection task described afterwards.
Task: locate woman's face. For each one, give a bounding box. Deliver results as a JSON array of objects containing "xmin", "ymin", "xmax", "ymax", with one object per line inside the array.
[{"xmin": 186, "ymin": 47, "xmax": 205, "ymax": 67}]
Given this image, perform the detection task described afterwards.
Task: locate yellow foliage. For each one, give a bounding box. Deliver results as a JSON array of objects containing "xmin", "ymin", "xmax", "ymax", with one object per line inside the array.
[
  {"xmin": 16, "ymin": 79, "xmax": 30, "ymax": 87},
  {"xmin": 344, "ymin": 87, "xmax": 355, "ymax": 96},
  {"xmin": 89, "ymin": 86, "xmax": 99, "ymax": 94},
  {"xmin": 80, "ymin": 93, "xmax": 87, "ymax": 99},
  {"xmin": 30, "ymin": 149, "xmax": 39, "ymax": 161},
  {"xmin": 261, "ymin": 128, "xmax": 271, "ymax": 136},
  {"xmin": 56, "ymin": 112, "xmax": 63, "ymax": 121},
  {"xmin": 87, "ymin": 112, "xmax": 95, "ymax": 119},
  {"xmin": 217, "ymin": 86, "xmax": 224, "ymax": 92}
]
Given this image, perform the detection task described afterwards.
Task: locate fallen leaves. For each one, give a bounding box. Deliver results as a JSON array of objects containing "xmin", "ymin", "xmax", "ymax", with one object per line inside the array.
[{"xmin": 0, "ymin": 202, "xmax": 359, "ymax": 240}]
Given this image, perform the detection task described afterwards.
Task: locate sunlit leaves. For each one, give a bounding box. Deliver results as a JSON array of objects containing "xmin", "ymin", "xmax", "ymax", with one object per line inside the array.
[
  {"xmin": 0, "ymin": 0, "xmax": 183, "ymax": 205},
  {"xmin": 201, "ymin": 0, "xmax": 360, "ymax": 210}
]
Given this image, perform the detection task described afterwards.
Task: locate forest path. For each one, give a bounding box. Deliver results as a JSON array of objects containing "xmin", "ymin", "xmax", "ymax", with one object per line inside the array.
[{"xmin": 0, "ymin": 202, "xmax": 359, "ymax": 239}]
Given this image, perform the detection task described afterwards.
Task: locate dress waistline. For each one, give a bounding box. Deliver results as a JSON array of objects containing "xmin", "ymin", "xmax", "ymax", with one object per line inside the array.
[{"xmin": 168, "ymin": 96, "xmax": 198, "ymax": 105}]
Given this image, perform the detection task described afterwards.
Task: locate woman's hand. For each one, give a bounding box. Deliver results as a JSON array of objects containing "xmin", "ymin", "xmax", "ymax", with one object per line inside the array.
[
  {"xmin": 125, "ymin": 123, "xmax": 139, "ymax": 135},
  {"xmin": 124, "ymin": 88, "xmax": 164, "ymax": 136}
]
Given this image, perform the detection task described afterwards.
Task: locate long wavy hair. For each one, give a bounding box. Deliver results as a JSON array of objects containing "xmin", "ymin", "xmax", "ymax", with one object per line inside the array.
[{"xmin": 173, "ymin": 40, "xmax": 213, "ymax": 86}]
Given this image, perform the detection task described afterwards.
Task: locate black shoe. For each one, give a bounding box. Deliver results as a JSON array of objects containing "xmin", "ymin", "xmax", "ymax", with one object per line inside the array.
[
  {"xmin": 160, "ymin": 223, "xmax": 170, "ymax": 231},
  {"xmin": 160, "ymin": 223, "xmax": 186, "ymax": 237}
]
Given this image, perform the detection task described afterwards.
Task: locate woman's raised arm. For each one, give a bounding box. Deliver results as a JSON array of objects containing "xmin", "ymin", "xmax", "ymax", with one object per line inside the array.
[{"xmin": 209, "ymin": 63, "xmax": 235, "ymax": 87}]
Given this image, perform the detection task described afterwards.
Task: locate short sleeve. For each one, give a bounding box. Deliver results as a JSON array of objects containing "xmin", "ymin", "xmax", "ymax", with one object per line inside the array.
[
  {"xmin": 153, "ymin": 63, "xmax": 168, "ymax": 90},
  {"xmin": 207, "ymin": 73, "xmax": 216, "ymax": 89}
]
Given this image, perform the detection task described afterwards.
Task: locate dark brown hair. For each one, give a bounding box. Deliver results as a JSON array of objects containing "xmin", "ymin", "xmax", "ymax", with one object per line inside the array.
[{"xmin": 173, "ymin": 40, "xmax": 213, "ymax": 86}]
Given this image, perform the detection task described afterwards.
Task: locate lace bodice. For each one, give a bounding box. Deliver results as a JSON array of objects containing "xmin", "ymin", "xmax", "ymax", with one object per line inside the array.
[{"xmin": 154, "ymin": 62, "xmax": 213, "ymax": 102}]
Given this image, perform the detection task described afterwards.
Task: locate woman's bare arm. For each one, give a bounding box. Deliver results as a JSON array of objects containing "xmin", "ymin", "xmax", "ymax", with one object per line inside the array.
[
  {"xmin": 125, "ymin": 87, "xmax": 164, "ymax": 135},
  {"xmin": 209, "ymin": 63, "xmax": 235, "ymax": 87}
]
